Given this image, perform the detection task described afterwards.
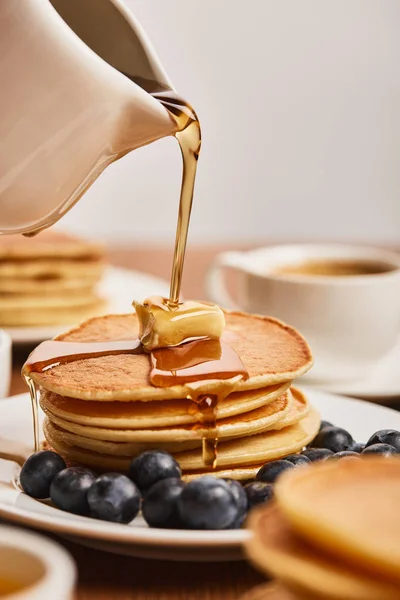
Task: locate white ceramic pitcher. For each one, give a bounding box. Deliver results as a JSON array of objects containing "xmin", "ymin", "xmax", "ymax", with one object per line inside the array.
[{"xmin": 0, "ymin": 0, "xmax": 180, "ymax": 235}]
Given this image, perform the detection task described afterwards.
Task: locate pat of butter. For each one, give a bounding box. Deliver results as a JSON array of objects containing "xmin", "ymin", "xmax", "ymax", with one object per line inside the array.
[{"xmin": 134, "ymin": 296, "xmax": 225, "ymax": 350}]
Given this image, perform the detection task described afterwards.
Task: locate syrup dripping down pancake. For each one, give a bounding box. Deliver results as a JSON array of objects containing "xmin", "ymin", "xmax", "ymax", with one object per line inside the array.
[
  {"xmin": 43, "ymin": 405, "xmax": 320, "ymax": 475},
  {"xmin": 39, "ymin": 381, "xmax": 292, "ymax": 429},
  {"xmin": 41, "ymin": 389, "xmax": 295, "ymax": 444}
]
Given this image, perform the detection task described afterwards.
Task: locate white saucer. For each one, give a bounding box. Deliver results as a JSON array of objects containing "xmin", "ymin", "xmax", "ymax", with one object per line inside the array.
[
  {"xmin": 5, "ymin": 266, "xmax": 170, "ymax": 344},
  {"xmin": 0, "ymin": 389, "xmax": 399, "ymax": 561},
  {"xmin": 304, "ymin": 338, "xmax": 400, "ymax": 402}
]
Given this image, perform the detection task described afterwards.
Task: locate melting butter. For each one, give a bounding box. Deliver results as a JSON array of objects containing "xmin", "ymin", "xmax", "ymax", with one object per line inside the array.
[{"xmin": 134, "ymin": 296, "xmax": 225, "ymax": 350}]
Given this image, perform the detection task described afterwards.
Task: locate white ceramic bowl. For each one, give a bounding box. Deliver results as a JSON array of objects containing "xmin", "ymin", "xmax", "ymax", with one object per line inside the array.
[
  {"xmin": 207, "ymin": 244, "xmax": 400, "ymax": 383},
  {"xmin": 0, "ymin": 329, "xmax": 11, "ymax": 398},
  {"xmin": 0, "ymin": 525, "xmax": 76, "ymax": 599}
]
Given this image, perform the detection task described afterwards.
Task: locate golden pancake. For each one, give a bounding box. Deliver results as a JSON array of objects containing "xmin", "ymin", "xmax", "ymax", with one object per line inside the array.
[
  {"xmin": 39, "ymin": 381, "xmax": 291, "ymax": 429},
  {"xmin": 0, "ymin": 299, "xmax": 107, "ymax": 326},
  {"xmin": 43, "ymin": 418, "xmax": 200, "ymax": 456},
  {"xmin": 0, "ymin": 260, "xmax": 104, "ymax": 279},
  {"xmin": 0, "ymin": 275, "xmax": 101, "ymax": 294},
  {"xmin": 26, "ymin": 312, "xmax": 313, "ymax": 401},
  {"xmin": 246, "ymin": 503, "xmax": 400, "ymax": 600},
  {"xmin": 0, "ymin": 292, "xmax": 102, "ymax": 310},
  {"xmin": 41, "ymin": 390, "xmax": 292, "ymax": 443},
  {"xmin": 264, "ymin": 388, "xmax": 309, "ymax": 432},
  {"xmin": 275, "ymin": 458, "xmax": 400, "ymax": 585},
  {"xmin": 0, "ymin": 230, "xmax": 104, "ymax": 260},
  {"xmin": 43, "ymin": 435, "xmax": 265, "ymax": 480},
  {"xmin": 0, "ymin": 230, "xmax": 106, "ymax": 327},
  {"xmin": 176, "ymin": 406, "xmax": 319, "ymax": 470},
  {"xmin": 43, "ymin": 406, "xmax": 320, "ymax": 472},
  {"xmin": 182, "ymin": 465, "xmax": 263, "ymax": 482}
]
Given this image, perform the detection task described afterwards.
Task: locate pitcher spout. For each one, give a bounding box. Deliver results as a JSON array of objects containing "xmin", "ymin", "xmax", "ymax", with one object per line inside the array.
[{"xmin": 0, "ymin": 0, "xmax": 181, "ymax": 235}]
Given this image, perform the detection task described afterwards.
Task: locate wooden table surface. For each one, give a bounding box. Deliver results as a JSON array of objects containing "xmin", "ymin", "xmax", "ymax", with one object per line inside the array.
[{"xmin": 9, "ymin": 245, "xmax": 264, "ymax": 600}]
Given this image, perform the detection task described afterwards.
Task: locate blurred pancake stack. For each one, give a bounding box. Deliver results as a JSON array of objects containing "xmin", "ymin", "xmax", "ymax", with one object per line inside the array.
[
  {"xmin": 0, "ymin": 230, "xmax": 107, "ymax": 327},
  {"xmin": 24, "ymin": 310, "xmax": 320, "ymax": 478},
  {"xmin": 246, "ymin": 458, "xmax": 400, "ymax": 600}
]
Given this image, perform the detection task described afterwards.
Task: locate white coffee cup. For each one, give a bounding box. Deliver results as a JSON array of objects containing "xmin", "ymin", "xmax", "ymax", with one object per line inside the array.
[
  {"xmin": 207, "ymin": 244, "xmax": 400, "ymax": 383},
  {"xmin": 0, "ymin": 329, "xmax": 11, "ymax": 399},
  {"xmin": 0, "ymin": 525, "xmax": 76, "ymax": 599}
]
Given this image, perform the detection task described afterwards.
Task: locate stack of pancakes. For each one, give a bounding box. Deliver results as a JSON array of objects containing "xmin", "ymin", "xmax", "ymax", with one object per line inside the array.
[
  {"xmin": 246, "ymin": 458, "xmax": 400, "ymax": 600},
  {"xmin": 0, "ymin": 231, "xmax": 107, "ymax": 326},
  {"xmin": 29, "ymin": 310, "xmax": 321, "ymax": 479}
]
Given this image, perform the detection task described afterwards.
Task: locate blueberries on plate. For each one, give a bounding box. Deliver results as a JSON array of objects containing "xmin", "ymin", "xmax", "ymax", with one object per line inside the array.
[
  {"xmin": 18, "ymin": 419, "xmax": 400, "ymax": 533},
  {"xmin": 362, "ymin": 443, "xmax": 398, "ymax": 456},
  {"xmin": 142, "ymin": 478, "xmax": 185, "ymax": 529},
  {"xmin": 178, "ymin": 476, "xmax": 238, "ymax": 530},
  {"xmin": 366, "ymin": 430, "xmax": 400, "ymax": 452},
  {"xmin": 327, "ymin": 451, "xmax": 360, "ymax": 461},
  {"xmin": 284, "ymin": 454, "xmax": 311, "ymax": 466},
  {"xmin": 244, "ymin": 482, "xmax": 274, "ymax": 509},
  {"xmin": 87, "ymin": 473, "xmax": 141, "ymax": 524},
  {"xmin": 350, "ymin": 442, "xmax": 365, "ymax": 453},
  {"xmin": 301, "ymin": 448, "xmax": 334, "ymax": 462},
  {"xmin": 20, "ymin": 451, "xmax": 66, "ymax": 499},
  {"xmin": 256, "ymin": 460, "xmax": 295, "ymax": 484},
  {"xmin": 50, "ymin": 467, "xmax": 95, "ymax": 515},
  {"xmin": 128, "ymin": 450, "xmax": 181, "ymax": 493},
  {"xmin": 311, "ymin": 426, "xmax": 354, "ymax": 453}
]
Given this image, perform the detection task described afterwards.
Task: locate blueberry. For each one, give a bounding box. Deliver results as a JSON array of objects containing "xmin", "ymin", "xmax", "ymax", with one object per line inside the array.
[
  {"xmin": 350, "ymin": 442, "xmax": 365, "ymax": 453},
  {"xmin": 327, "ymin": 451, "xmax": 360, "ymax": 460},
  {"xmin": 319, "ymin": 420, "xmax": 333, "ymax": 432},
  {"xmin": 129, "ymin": 451, "xmax": 181, "ymax": 493},
  {"xmin": 224, "ymin": 479, "xmax": 248, "ymax": 514},
  {"xmin": 311, "ymin": 426, "xmax": 353, "ymax": 453},
  {"xmin": 178, "ymin": 476, "xmax": 238, "ymax": 530},
  {"xmin": 284, "ymin": 454, "xmax": 311, "ymax": 466},
  {"xmin": 224, "ymin": 479, "xmax": 248, "ymax": 529},
  {"xmin": 142, "ymin": 478, "xmax": 185, "ymax": 528},
  {"xmin": 366, "ymin": 430, "xmax": 400, "ymax": 452},
  {"xmin": 256, "ymin": 460, "xmax": 295, "ymax": 484},
  {"xmin": 87, "ymin": 473, "xmax": 141, "ymax": 524},
  {"xmin": 245, "ymin": 482, "xmax": 274, "ymax": 509},
  {"xmin": 301, "ymin": 448, "xmax": 334, "ymax": 462},
  {"xmin": 362, "ymin": 443, "xmax": 398, "ymax": 456},
  {"xmin": 50, "ymin": 467, "xmax": 95, "ymax": 515},
  {"xmin": 20, "ymin": 451, "xmax": 66, "ymax": 499}
]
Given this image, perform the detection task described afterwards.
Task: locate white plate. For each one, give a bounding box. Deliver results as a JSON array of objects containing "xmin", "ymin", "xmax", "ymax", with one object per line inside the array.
[
  {"xmin": 5, "ymin": 267, "xmax": 170, "ymax": 344},
  {"xmin": 305, "ymin": 338, "xmax": 400, "ymax": 401},
  {"xmin": 0, "ymin": 388, "xmax": 399, "ymax": 561}
]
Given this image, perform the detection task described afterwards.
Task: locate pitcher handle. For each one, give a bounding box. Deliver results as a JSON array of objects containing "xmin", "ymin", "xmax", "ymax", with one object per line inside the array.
[{"xmin": 206, "ymin": 252, "xmax": 245, "ymax": 310}]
